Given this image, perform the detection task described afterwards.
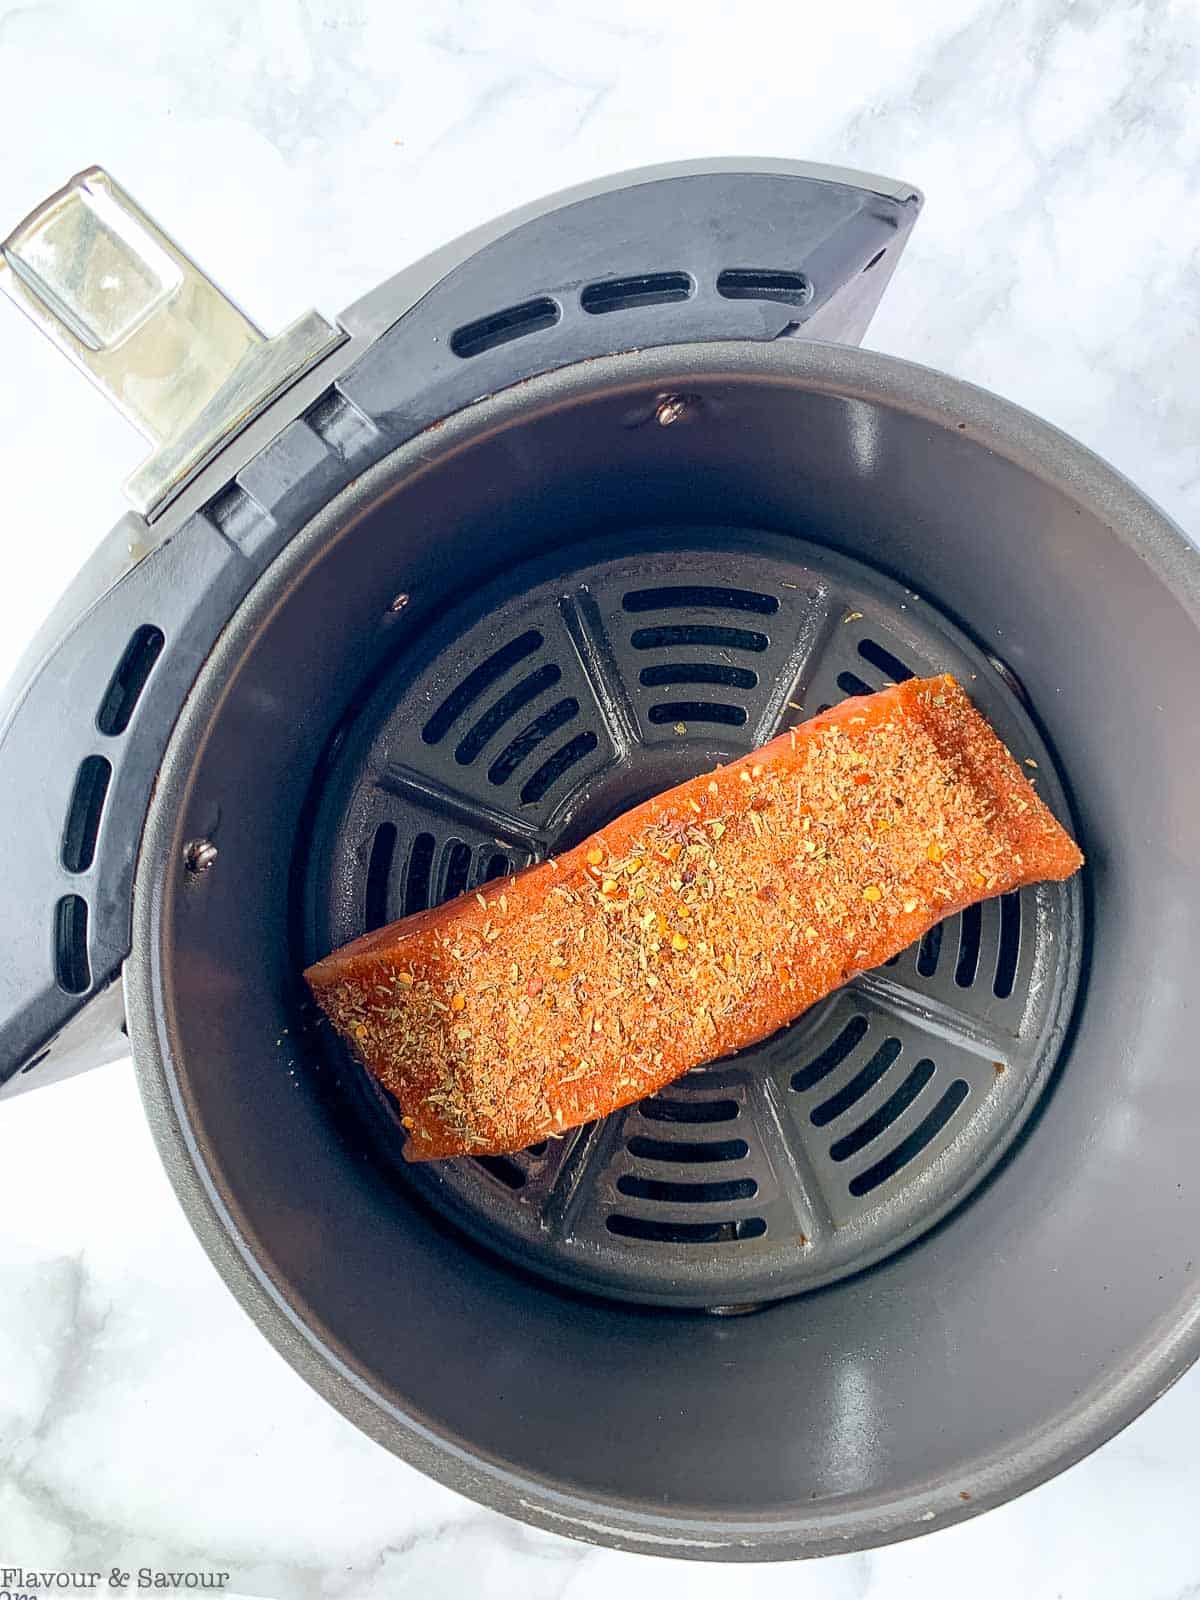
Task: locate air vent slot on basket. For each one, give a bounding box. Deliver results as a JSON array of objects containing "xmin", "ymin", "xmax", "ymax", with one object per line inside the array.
[
  {"xmin": 956, "ymin": 902, "xmax": 983, "ymax": 988},
  {"xmin": 647, "ymin": 701, "xmax": 747, "ymax": 727},
  {"xmin": 482, "ymin": 852, "xmax": 510, "ymax": 882},
  {"xmin": 995, "ymin": 892, "xmax": 1021, "ymax": 998},
  {"xmin": 450, "ymin": 297, "xmax": 560, "ymax": 359},
  {"xmin": 640, "ymin": 662, "xmax": 758, "ymax": 690},
  {"xmin": 476, "ymin": 1155, "xmax": 526, "ymax": 1190},
  {"xmin": 916, "ymin": 921, "xmax": 943, "ymax": 978},
  {"xmin": 848, "ymin": 1079, "xmax": 970, "ymax": 1196},
  {"xmin": 96, "ymin": 624, "xmax": 164, "ymax": 736},
  {"xmin": 423, "ymin": 631, "xmax": 543, "ymax": 745},
  {"xmin": 606, "ymin": 1215, "xmax": 766, "ymax": 1244},
  {"xmin": 641, "ymin": 1096, "xmax": 739, "ymax": 1124},
  {"xmin": 62, "ymin": 755, "xmax": 111, "ymax": 873},
  {"xmin": 791, "ymin": 1014, "xmax": 869, "ymax": 1093},
  {"xmin": 364, "ymin": 822, "xmax": 396, "ymax": 931},
  {"xmin": 810, "ymin": 1037, "xmax": 902, "ymax": 1127},
  {"xmin": 442, "ymin": 841, "xmax": 472, "ymax": 901},
  {"xmin": 617, "ymin": 1174, "xmax": 758, "ymax": 1204},
  {"xmin": 54, "ymin": 894, "xmax": 90, "ymax": 995},
  {"xmin": 623, "ymin": 585, "xmax": 779, "ymax": 615},
  {"xmin": 581, "ymin": 272, "xmax": 692, "ymax": 313},
  {"xmin": 519, "ymin": 731, "xmax": 599, "ymax": 805},
  {"xmin": 489, "ymin": 697, "xmax": 579, "ymax": 787},
  {"xmin": 836, "ymin": 670, "xmax": 874, "ymax": 698},
  {"xmin": 404, "ymin": 833, "xmax": 435, "ymax": 914},
  {"xmin": 631, "ymin": 624, "xmax": 769, "ymax": 654},
  {"xmin": 857, "ymin": 637, "xmax": 915, "ymax": 682},
  {"xmin": 830, "ymin": 1058, "xmax": 937, "ymax": 1162},
  {"xmin": 627, "ymin": 1134, "xmax": 749, "ymax": 1164},
  {"xmin": 717, "ymin": 268, "xmax": 812, "ymax": 306},
  {"xmin": 456, "ymin": 664, "xmax": 562, "ymax": 765}
]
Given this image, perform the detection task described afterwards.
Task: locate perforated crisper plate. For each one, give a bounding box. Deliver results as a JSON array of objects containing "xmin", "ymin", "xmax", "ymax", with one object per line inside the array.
[{"xmin": 303, "ymin": 531, "xmax": 1083, "ymax": 1308}]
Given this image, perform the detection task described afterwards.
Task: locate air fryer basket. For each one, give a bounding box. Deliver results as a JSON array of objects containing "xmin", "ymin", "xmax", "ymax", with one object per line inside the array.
[
  {"xmin": 3, "ymin": 161, "xmax": 1199, "ymax": 1561},
  {"xmin": 131, "ymin": 343, "xmax": 1200, "ymax": 1557}
]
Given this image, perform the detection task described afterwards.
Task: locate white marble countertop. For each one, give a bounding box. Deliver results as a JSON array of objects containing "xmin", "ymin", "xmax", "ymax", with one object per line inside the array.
[{"xmin": 1, "ymin": 2, "xmax": 1198, "ymax": 1595}]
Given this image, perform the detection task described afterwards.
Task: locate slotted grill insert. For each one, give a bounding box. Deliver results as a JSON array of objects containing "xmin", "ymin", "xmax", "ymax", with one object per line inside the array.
[{"xmin": 304, "ymin": 532, "xmax": 1083, "ymax": 1308}]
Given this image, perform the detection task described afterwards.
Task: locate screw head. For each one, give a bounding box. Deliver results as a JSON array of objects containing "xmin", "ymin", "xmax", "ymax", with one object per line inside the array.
[
  {"xmin": 654, "ymin": 394, "xmax": 691, "ymax": 427},
  {"xmin": 184, "ymin": 838, "xmax": 218, "ymax": 874},
  {"xmin": 389, "ymin": 592, "xmax": 411, "ymax": 613}
]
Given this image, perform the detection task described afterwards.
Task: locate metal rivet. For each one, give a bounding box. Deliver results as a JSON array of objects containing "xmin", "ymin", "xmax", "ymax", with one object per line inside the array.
[
  {"xmin": 655, "ymin": 395, "xmax": 691, "ymax": 427},
  {"xmin": 184, "ymin": 838, "xmax": 218, "ymax": 874},
  {"xmin": 389, "ymin": 592, "xmax": 410, "ymax": 613}
]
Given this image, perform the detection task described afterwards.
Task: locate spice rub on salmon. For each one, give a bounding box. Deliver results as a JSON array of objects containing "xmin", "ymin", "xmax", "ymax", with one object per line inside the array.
[{"xmin": 306, "ymin": 675, "xmax": 1083, "ymax": 1161}]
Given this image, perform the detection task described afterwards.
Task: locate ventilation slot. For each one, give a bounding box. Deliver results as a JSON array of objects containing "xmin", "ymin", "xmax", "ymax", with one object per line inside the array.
[
  {"xmin": 648, "ymin": 701, "xmax": 747, "ymax": 728},
  {"xmin": 791, "ymin": 1014, "xmax": 869, "ymax": 1093},
  {"xmin": 617, "ymin": 1174, "xmax": 757, "ymax": 1204},
  {"xmin": 482, "ymin": 852, "xmax": 510, "ymax": 882},
  {"xmin": 641, "ymin": 1096, "xmax": 739, "ymax": 1124},
  {"xmin": 623, "ymin": 585, "xmax": 779, "ymax": 616},
  {"xmin": 489, "ymin": 698, "xmax": 579, "ymax": 787},
  {"xmin": 916, "ymin": 921, "xmax": 943, "ymax": 978},
  {"xmin": 639, "ymin": 663, "xmax": 758, "ymax": 690},
  {"xmin": 96, "ymin": 624, "xmax": 164, "ymax": 736},
  {"xmin": 994, "ymin": 892, "xmax": 1021, "ymax": 998},
  {"xmin": 520, "ymin": 731, "xmax": 599, "ymax": 805},
  {"xmin": 364, "ymin": 823, "xmax": 396, "ymax": 931},
  {"xmin": 606, "ymin": 1215, "xmax": 766, "ymax": 1244},
  {"xmin": 61, "ymin": 755, "xmax": 111, "ymax": 873},
  {"xmin": 581, "ymin": 272, "xmax": 692, "ymax": 313},
  {"xmin": 54, "ymin": 895, "xmax": 90, "ymax": 995},
  {"xmin": 848, "ymin": 1079, "xmax": 971, "ymax": 1196},
  {"xmin": 857, "ymin": 638, "xmax": 915, "ymax": 683},
  {"xmin": 528, "ymin": 1141, "xmax": 548, "ymax": 1157},
  {"xmin": 716, "ymin": 268, "xmax": 812, "ymax": 306},
  {"xmin": 442, "ymin": 841, "xmax": 472, "ymax": 901},
  {"xmin": 424, "ymin": 630, "xmax": 543, "ymax": 745},
  {"xmin": 450, "ymin": 297, "xmax": 560, "ymax": 359},
  {"xmin": 631, "ymin": 623, "xmax": 769, "ymax": 654},
  {"xmin": 456, "ymin": 664, "xmax": 562, "ymax": 765},
  {"xmin": 475, "ymin": 1155, "xmax": 526, "ymax": 1190},
  {"xmin": 810, "ymin": 1037, "xmax": 902, "ymax": 1127},
  {"xmin": 830, "ymin": 1058, "xmax": 937, "ymax": 1162},
  {"xmin": 627, "ymin": 1135, "xmax": 749, "ymax": 1164},
  {"xmin": 404, "ymin": 833, "xmax": 435, "ymax": 914},
  {"xmin": 836, "ymin": 670, "xmax": 874, "ymax": 698},
  {"xmin": 955, "ymin": 902, "xmax": 982, "ymax": 988}
]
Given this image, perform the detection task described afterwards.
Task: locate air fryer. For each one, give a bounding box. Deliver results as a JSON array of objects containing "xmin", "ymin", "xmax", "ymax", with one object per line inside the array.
[{"xmin": 1, "ymin": 159, "xmax": 1197, "ymax": 1561}]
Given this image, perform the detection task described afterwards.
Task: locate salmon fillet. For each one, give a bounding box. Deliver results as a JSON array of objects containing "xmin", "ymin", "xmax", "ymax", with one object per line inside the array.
[{"xmin": 306, "ymin": 675, "xmax": 1082, "ymax": 1160}]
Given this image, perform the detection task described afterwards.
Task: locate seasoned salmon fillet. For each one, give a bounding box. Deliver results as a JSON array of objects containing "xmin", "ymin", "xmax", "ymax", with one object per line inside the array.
[{"xmin": 306, "ymin": 675, "xmax": 1083, "ymax": 1160}]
